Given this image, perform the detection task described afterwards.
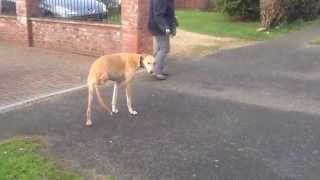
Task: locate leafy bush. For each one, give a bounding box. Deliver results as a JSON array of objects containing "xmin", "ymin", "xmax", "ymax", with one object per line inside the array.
[
  {"xmin": 289, "ymin": 0, "xmax": 320, "ymax": 21},
  {"xmin": 215, "ymin": 0, "xmax": 225, "ymax": 11},
  {"xmin": 217, "ymin": 0, "xmax": 260, "ymax": 20},
  {"xmin": 201, "ymin": 0, "xmax": 216, "ymax": 11}
]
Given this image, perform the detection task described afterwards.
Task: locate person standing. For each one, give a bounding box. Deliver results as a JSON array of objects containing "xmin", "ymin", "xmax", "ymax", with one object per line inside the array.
[{"xmin": 148, "ymin": 0, "xmax": 177, "ymax": 80}]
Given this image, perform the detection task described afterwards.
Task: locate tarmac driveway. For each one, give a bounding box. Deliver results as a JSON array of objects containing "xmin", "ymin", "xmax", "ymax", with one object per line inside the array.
[{"xmin": 1, "ymin": 26, "xmax": 320, "ymax": 180}]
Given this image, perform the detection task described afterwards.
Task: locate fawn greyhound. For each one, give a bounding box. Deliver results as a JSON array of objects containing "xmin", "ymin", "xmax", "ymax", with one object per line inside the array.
[{"xmin": 86, "ymin": 53, "xmax": 156, "ymax": 127}]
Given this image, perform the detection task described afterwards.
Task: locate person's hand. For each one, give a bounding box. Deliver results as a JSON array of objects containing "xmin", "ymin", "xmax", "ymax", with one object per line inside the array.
[{"xmin": 165, "ymin": 28, "xmax": 171, "ymax": 35}]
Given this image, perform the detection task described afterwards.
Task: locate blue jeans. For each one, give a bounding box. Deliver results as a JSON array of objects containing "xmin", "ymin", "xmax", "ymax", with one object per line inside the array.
[{"xmin": 154, "ymin": 35, "xmax": 170, "ymax": 75}]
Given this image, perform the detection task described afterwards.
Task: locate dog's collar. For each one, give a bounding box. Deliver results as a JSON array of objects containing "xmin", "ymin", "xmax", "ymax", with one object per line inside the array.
[{"xmin": 140, "ymin": 56, "xmax": 145, "ymax": 68}]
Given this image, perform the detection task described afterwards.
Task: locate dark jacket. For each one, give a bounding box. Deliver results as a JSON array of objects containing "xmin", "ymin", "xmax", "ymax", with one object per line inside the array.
[{"xmin": 148, "ymin": 0, "xmax": 177, "ymax": 36}]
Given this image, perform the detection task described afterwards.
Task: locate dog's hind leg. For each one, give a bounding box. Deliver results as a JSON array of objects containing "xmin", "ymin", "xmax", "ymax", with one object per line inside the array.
[
  {"xmin": 112, "ymin": 82, "xmax": 119, "ymax": 114},
  {"xmin": 95, "ymin": 84, "xmax": 113, "ymax": 114},
  {"xmin": 86, "ymin": 84, "xmax": 94, "ymax": 127}
]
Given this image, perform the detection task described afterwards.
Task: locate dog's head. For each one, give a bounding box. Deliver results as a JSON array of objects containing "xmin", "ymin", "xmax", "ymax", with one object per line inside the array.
[{"xmin": 140, "ymin": 54, "xmax": 156, "ymax": 74}]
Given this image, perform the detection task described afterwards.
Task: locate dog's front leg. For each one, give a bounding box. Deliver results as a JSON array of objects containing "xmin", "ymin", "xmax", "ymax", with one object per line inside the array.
[
  {"xmin": 112, "ymin": 82, "xmax": 119, "ymax": 114},
  {"xmin": 126, "ymin": 82, "xmax": 138, "ymax": 115}
]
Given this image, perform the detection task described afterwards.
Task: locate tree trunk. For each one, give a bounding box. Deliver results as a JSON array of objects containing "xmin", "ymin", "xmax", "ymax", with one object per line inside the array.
[
  {"xmin": 260, "ymin": 0, "xmax": 286, "ymax": 29},
  {"xmin": 260, "ymin": 0, "xmax": 320, "ymax": 29}
]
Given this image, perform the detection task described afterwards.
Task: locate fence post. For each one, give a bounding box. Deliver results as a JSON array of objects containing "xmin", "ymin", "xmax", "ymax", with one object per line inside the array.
[
  {"xmin": 15, "ymin": 0, "xmax": 39, "ymax": 46},
  {"xmin": 121, "ymin": 0, "xmax": 153, "ymax": 54}
]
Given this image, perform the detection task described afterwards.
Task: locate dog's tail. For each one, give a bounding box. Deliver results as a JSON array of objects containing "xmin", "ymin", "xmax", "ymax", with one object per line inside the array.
[{"xmin": 92, "ymin": 84, "xmax": 112, "ymax": 113}]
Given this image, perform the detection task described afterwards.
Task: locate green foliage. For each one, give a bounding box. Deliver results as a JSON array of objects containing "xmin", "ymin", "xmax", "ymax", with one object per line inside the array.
[
  {"xmin": 215, "ymin": 0, "xmax": 226, "ymax": 11},
  {"xmin": 287, "ymin": 0, "xmax": 320, "ymax": 21},
  {"xmin": 216, "ymin": 0, "xmax": 260, "ymax": 20},
  {"xmin": 201, "ymin": 0, "xmax": 216, "ymax": 11}
]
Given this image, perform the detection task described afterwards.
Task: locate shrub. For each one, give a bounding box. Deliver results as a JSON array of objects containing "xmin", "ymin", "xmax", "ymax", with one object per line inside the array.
[
  {"xmin": 217, "ymin": 0, "xmax": 260, "ymax": 20},
  {"xmin": 201, "ymin": 0, "xmax": 216, "ymax": 11}
]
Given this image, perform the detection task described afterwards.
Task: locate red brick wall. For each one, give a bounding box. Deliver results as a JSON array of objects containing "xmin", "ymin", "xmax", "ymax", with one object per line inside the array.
[
  {"xmin": 30, "ymin": 18, "xmax": 121, "ymax": 56},
  {"xmin": 0, "ymin": 16, "xmax": 26, "ymax": 43},
  {"xmin": 121, "ymin": 0, "xmax": 153, "ymax": 54},
  {"xmin": 0, "ymin": 0, "xmax": 153, "ymax": 56},
  {"xmin": 176, "ymin": 0, "xmax": 206, "ymax": 9},
  {"xmin": 137, "ymin": 0, "xmax": 154, "ymax": 54}
]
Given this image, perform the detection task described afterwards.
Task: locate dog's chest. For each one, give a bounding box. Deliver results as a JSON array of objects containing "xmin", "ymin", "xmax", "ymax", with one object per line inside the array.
[{"xmin": 108, "ymin": 72, "xmax": 125, "ymax": 82}]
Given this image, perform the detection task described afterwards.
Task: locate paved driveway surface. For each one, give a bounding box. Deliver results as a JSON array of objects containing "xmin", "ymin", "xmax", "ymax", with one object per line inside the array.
[
  {"xmin": 0, "ymin": 42, "xmax": 93, "ymax": 107},
  {"xmin": 1, "ymin": 26, "xmax": 320, "ymax": 180}
]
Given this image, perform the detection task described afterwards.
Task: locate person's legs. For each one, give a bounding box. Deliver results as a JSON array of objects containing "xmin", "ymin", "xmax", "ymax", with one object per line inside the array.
[
  {"xmin": 153, "ymin": 37, "xmax": 160, "ymax": 57},
  {"xmin": 154, "ymin": 35, "xmax": 170, "ymax": 75}
]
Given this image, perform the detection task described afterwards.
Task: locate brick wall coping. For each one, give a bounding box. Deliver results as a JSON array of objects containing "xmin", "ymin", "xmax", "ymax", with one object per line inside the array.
[
  {"xmin": 0, "ymin": 15, "xmax": 17, "ymax": 19},
  {"xmin": 29, "ymin": 17, "xmax": 121, "ymax": 29}
]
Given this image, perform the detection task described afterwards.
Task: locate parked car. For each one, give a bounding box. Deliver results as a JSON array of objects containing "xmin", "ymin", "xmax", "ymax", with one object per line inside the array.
[
  {"xmin": 1, "ymin": 0, "xmax": 16, "ymax": 15},
  {"xmin": 40, "ymin": 0, "xmax": 109, "ymax": 18},
  {"xmin": 2, "ymin": 0, "xmax": 120, "ymax": 19}
]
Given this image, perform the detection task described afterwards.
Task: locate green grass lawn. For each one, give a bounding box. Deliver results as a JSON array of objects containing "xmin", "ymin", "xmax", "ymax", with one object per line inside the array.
[
  {"xmin": 0, "ymin": 137, "xmax": 82, "ymax": 180},
  {"xmin": 176, "ymin": 10, "xmax": 320, "ymax": 41}
]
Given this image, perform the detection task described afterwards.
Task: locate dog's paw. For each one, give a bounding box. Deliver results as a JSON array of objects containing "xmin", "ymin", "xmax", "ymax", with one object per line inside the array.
[
  {"xmin": 129, "ymin": 110, "xmax": 138, "ymax": 115},
  {"xmin": 85, "ymin": 120, "xmax": 93, "ymax": 127},
  {"xmin": 112, "ymin": 108, "xmax": 119, "ymax": 114}
]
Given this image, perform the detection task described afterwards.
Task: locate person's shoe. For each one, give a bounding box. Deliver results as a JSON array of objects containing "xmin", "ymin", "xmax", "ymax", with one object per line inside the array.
[
  {"xmin": 152, "ymin": 72, "xmax": 169, "ymax": 76},
  {"xmin": 154, "ymin": 74, "xmax": 167, "ymax": 80},
  {"xmin": 162, "ymin": 72, "xmax": 170, "ymax": 77}
]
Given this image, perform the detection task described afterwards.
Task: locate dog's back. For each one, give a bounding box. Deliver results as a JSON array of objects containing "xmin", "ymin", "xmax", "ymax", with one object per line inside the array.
[{"xmin": 88, "ymin": 53, "xmax": 140, "ymax": 85}]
